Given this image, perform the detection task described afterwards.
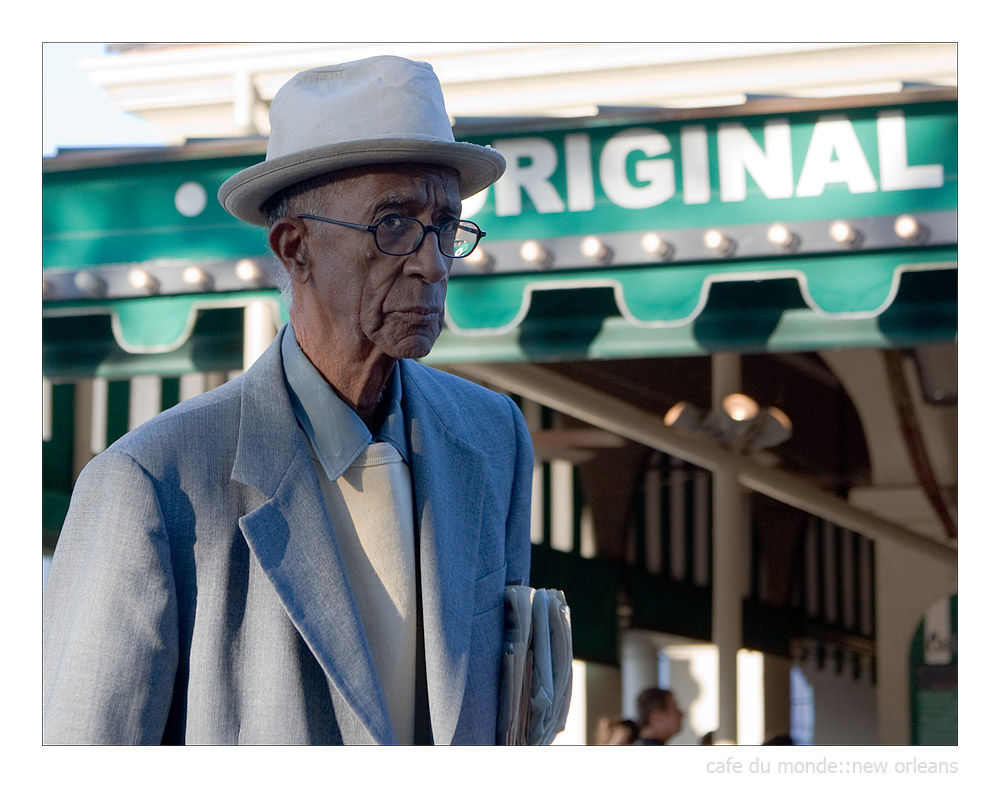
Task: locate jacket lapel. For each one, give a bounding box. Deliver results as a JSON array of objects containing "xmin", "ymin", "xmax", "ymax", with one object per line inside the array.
[
  {"xmin": 231, "ymin": 327, "xmax": 396, "ymax": 745},
  {"xmin": 401, "ymin": 361, "xmax": 488, "ymax": 745}
]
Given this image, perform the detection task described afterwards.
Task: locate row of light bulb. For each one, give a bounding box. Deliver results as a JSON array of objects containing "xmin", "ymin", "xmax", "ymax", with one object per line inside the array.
[
  {"xmin": 52, "ymin": 213, "xmax": 931, "ymax": 294},
  {"xmin": 49, "ymin": 260, "xmax": 266, "ymax": 299},
  {"xmin": 464, "ymin": 213, "xmax": 928, "ymax": 271}
]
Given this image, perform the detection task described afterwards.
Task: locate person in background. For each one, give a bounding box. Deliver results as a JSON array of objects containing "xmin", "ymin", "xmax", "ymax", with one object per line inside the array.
[
  {"xmin": 595, "ymin": 717, "xmax": 640, "ymax": 745},
  {"xmin": 632, "ymin": 687, "xmax": 684, "ymax": 745}
]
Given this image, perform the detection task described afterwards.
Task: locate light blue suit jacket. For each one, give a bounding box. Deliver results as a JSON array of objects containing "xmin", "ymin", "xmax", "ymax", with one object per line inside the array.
[{"xmin": 43, "ymin": 325, "xmax": 533, "ymax": 744}]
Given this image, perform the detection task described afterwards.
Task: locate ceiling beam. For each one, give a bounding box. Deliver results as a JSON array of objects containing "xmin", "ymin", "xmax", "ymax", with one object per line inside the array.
[{"xmin": 448, "ymin": 361, "xmax": 956, "ymax": 565}]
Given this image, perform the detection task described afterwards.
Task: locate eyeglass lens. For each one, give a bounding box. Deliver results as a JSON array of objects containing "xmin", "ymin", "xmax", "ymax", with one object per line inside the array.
[{"xmin": 376, "ymin": 217, "xmax": 480, "ymax": 258}]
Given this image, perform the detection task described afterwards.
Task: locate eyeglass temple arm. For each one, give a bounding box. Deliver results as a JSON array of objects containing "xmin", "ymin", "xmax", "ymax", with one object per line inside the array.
[{"xmin": 296, "ymin": 215, "xmax": 374, "ymax": 231}]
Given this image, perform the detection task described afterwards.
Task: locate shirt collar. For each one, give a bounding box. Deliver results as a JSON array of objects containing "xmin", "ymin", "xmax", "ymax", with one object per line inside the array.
[{"xmin": 281, "ymin": 324, "xmax": 409, "ymax": 481}]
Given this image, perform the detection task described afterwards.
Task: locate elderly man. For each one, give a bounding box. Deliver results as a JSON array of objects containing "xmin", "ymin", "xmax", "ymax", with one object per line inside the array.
[{"xmin": 43, "ymin": 56, "xmax": 532, "ymax": 745}]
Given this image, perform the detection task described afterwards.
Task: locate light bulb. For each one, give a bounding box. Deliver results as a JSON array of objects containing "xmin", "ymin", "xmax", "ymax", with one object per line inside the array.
[
  {"xmin": 581, "ymin": 236, "xmax": 611, "ymax": 264},
  {"xmin": 723, "ymin": 393, "xmax": 759, "ymax": 422},
  {"xmin": 894, "ymin": 214, "xmax": 923, "ymax": 242},
  {"xmin": 183, "ymin": 266, "xmax": 212, "ymax": 289},
  {"xmin": 767, "ymin": 406, "xmax": 792, "ymax": 431},
  {"xmin": 73, "ymin": 270, "xmax": 106, "ymax": 298},
  {"xmin": 235, "ymin": 259, "xmax": 262, "ymax": 283},
  {"xmin": 641, "ymin": 233, "xmax": 673, "ymax": 260},
  {"xmin": 520, "ymin": 241, "xmax": 552, "ymax": 268},
  {"xmin": 663, "ymin": 401, "xmax": 703, "ymax": 433},
  {"xmin": 128, "ymin": 268, "xmax": 158, "ymax": 293},
  {"xmin": 704, "ymin": 229, "xmax": 734, "ymax": 255},
  {"xmin": 664, "ymin": 402, "xmax": 686, "ymax": 427},
  {"xmin": 767, "ymin": 224, "xmax": 797, "ymax": 249},
  {"xmin": 830, "ymin": 220, "xmax": 858, "ymax": 246}
]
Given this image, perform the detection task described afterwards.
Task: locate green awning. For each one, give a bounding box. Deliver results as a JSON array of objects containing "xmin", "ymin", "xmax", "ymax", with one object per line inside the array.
[
  {"xmin": 430, "ymin": 264, "xmax": 956, "ymax": 363},
  {"xmin": 42, "ymin": 262, "xmax": 955, "ymax": 377},
  {"xmin": 42, "ymin": 92, "xmax": 957, "ymax": 370},
  {"xmin": 444, "ymin": 247, "xmax": 955, "ymax": 333}
]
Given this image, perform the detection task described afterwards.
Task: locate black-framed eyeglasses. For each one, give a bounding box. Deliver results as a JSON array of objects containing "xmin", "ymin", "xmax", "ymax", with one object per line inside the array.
[{"xmin": 297, "ymin": 214, "xmax": 486, "ymax": 259}]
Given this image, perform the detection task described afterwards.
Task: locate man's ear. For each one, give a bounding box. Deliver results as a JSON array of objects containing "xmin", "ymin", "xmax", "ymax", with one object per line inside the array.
[{"xmin": 268, "ymin": 218, "xmax": 311, "ymax": 284}]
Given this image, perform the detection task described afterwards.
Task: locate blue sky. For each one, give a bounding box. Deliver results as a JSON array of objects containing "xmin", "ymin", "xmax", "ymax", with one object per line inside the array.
[{"xmin": 42, "ymin": 42, "xmax": 163, "ymax": 155}]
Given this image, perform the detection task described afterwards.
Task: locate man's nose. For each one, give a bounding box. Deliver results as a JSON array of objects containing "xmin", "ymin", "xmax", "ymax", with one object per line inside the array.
[{"xmin": 405, "ymin": 232, "xmax": 451, "ymax": 283}]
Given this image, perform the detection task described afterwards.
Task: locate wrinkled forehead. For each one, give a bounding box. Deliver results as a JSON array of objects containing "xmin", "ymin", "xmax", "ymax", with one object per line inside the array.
[{"xmin": 323, "ymin": 163, "xmax": 462, "ymax": 212}]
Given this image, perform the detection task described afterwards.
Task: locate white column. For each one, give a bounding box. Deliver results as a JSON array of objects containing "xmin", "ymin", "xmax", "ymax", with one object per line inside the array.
[
  {"xmin": 179, "ymin": 372, "xmax": 208, "ymax": 401},
  {"xmin": 520, "ymin": 398, "xmax": 545, "ymax": 546},
  {"xmin": 663, "ymin": 642, "xmax": 720, "ymax": 743},
  {"xmin": 42, "ymin": 377, "xmax": 53, "ymax": 442},
  {"xmin": 72, "ymin": 379, "xmax": 96, "ymax": 479},
  {"xmin": 550, "ymin": 459, "xmax": 575, "ymax": 553},
  {"xmin": 243, "ymin": 299, "xmax": 277, "ymax": 370},
  {"xmin": 552, "ymin": 660, "xmax": 588, "ymax": 744},
  {"xmin": 713, "ymin": 465, "xmax": 745, "ymax": 744},
  {"xmin": 620, "ymin": 630, "xmax": 660, "ymax": 721},
  {"xmin": 531, "ymin": 462, "xmax": 545, "ymax": 546},
  {"xmin": 737, "ymin": 649, "xmax": 765, "ymax": 744},
  {"xmin": 89, "ymin": 377, "xmax": 109, "ymax": 455},
  {"xmin": 71, "ymin": 377, "xmax": 109, "ymax": 474},
  {"xmin": 875, "ymin": 543, "xmax": 957, "ymax": 744},
  {"xmin": 128, "ymin": 375, "xmax": 162, "ymax": 431},
  {"xmin": 762, "ymin": 653, "xmax": 792, "ymax": 743},
  {"xmin": 579, "ymin": 505, "xmax": 596, "ymax": 559},
  {"xmin": 204, "ymin": 371, "xmax": 228, "ymax": 391},
  {"xmin": 712, "ymin": 352, "xmax": 747, "ymax": 745}
]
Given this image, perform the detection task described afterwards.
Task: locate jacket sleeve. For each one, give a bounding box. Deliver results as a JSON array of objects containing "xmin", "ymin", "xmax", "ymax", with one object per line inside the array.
[
  {"xmin": 503, "ymin": 395, "xmax": 533, "ymax": 587},
  {"xmin": 43, "ymin": 449, "xmax": 179, "ymax": 744}
]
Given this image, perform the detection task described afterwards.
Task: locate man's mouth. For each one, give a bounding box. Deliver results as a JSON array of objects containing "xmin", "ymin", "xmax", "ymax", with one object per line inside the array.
[{"xmin": 392, "ymin": 306, "xmax": 443, "ymax": 321}]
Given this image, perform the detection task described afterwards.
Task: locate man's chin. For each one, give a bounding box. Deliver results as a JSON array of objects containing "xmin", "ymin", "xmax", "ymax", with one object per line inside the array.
[
  {"xmin": 395, "ymin": 346, "xmax": 433, "ymax": 360},
  {"xmin": 380, "ymin": 333, "xmax": 440, "ymax": 360}
]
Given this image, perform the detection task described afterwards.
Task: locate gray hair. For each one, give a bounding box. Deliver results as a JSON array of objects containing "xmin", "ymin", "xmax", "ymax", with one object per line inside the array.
[{"xmin": 260, "ymin": 173, "xmax": 342, "ymax": 310}]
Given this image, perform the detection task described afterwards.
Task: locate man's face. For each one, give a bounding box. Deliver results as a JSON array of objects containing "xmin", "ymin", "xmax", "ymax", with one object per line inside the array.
[
  {"xmin": 651, "ymin": 694, "xmax": 683, "ymax": 742},
  {"xmin": 297, "ymin": 164, "xmax": 461, "ymax": 360}
]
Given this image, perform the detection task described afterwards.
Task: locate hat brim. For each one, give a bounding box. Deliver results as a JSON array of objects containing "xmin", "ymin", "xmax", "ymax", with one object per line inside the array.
[{"xmin": 218, "ymin": 138, "xmax": 506, "ymax": 226}]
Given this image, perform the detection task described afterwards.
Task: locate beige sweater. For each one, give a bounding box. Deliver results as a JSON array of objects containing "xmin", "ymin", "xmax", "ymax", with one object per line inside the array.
[{"xmin": 310, "ymin": 441, "xmax": 416, "ymax": 744}]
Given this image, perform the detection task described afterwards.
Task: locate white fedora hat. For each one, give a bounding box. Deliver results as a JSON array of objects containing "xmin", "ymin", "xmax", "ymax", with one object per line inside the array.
[{"xmin": 218, "ymin": 56, "xmax": 506, "ymax": 226}]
